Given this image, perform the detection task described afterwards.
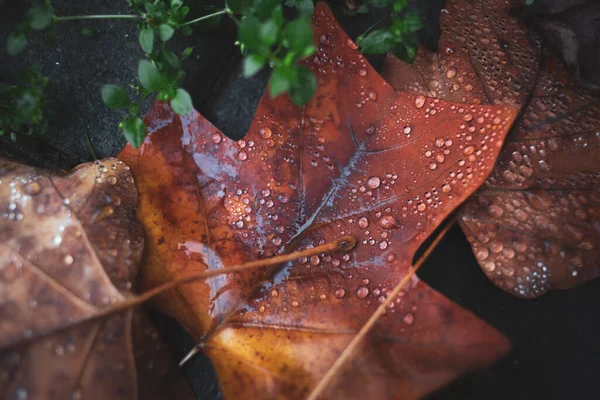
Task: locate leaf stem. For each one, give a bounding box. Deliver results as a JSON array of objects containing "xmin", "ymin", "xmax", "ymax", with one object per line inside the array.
[
  {"xmin": 54, "ymin": 14, "xmax": 141, "ymax": 22},
  {"xmin": 9, "ymin": 235, "xmax": 356, "ymax": 350},
  {"xmin": 179, "ymin": 9, "xmax": 229, "ymax": 27},
  {"xmin": 306, "ymin": 221, "xmax": 455, "ymax": 400}
]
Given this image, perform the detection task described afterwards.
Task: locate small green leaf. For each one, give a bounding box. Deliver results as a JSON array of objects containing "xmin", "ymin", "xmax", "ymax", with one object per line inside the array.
[
  {"xmin": 269, "ymin": 65, "xmax": 297, "ymax": 98},
  {"xmin": 138, "ymin": 60, "xmax": 163, "ymax": 90},
  {"xmin": 101, "ymin": 84, "xmax": 130, "ymax": 110},
  {"xmin": 238, "ymin": 16, "xmax": 263, "ymax": 53},
  {"xmin": 158, "ymin": 24, "xmax": 175, "ymax": 41},
  {"xmin": 359, "ymin": 30, "xmax": 395, "ymax": 54},
  {"xmin": 260, "ymin": 20, "xmax": 278, "ymax": 46},
  {"xmin": 272, "ymin": 6, "xmax": 283, "ymax": 28},
  {"xmin": 284, "ymin": 17, "xmax": 313, "ymax": 54},
  {"xmin": 122, "ymin": 117, "xmax": 146, "ymax": 148},
  {"xmin": 7, "ymin": 34, "xmax": 27, "ymax": 55},
  {"xmin": 139, "ymin": 28, "xmax": 154, "ymax": 53},
  {"xmin": 162, "ymin": 51, "xmax": 181, "ymax": 71},
  {"xmin": 289, "ymin": 65, "xmax": 316, "ymax": 106},
  {"xmin": 243, "ymin": 54, "xmax": 266, "ymax": 78},
  {"xmin": 28, "ymin": 4, "xmax": 54, "ymax": 30},
  {"xmin": 170, "ymin": 88, "xmax": 193, "ymax": 115}
]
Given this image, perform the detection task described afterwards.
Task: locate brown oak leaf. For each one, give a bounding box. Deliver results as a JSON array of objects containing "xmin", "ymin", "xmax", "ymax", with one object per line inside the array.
[
  {"xmin": 0, "ymin": 157, "xmax": 194, "ymax": 399},
  {"xmin": 119, "ymin": 3, "xmax": 517, "ymax": 399},
  {"xmin": 382, "ymin": 0, "xmax": 600, "ymax": 298}
]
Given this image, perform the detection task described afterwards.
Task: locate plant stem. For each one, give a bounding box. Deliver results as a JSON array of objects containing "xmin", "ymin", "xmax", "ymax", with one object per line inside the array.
[
  {"xmin": 54, "ymin": 14, "xmax": 141, "ymax": 22},
  {"xmin": 306, "ymin": 220, "xmax": 455, "ymax": 400},
  {"xmin": 180, "ymin": 9, "xmax": 228, "ymax": 27}
]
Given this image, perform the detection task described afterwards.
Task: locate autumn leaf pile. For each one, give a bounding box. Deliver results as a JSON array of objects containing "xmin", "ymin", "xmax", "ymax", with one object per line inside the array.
[{"xmin": 1, "ymin": 1, "xmax": 598, "ymax": 399}]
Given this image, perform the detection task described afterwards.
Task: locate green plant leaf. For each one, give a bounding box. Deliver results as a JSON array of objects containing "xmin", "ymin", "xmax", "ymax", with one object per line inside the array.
[
  {"xmin": 269, "ymin": 65, "xmax": 297, "ymax": 97},
  {"xmin": 170, "ymin": 88, "xmax": 193, "ymax": 115},
  {"xmin": 7, "ymin": 34, "xmax": 27, "ymax": 55},
  {"xmin": 289, "ymin": 65, "xmax": 316, "ymax": 106},
  {"xmin": 158, "ymin": 24, "xmax": 175, "ymax": 41},
  {"xmin": 359, "ymin": 30, "xmax": 395, "ymax": 54},
  {"xmin": 243, "ymin": 54, "xmax": 266, "ymax": 78},
  {"xmin": 139, "ymin": 28, "xmax": 154, "ymax": 53},
  {"xmin": 123, "ymin": 117, "xmax": 146, "ymax": 148},
  {"xmin": 284, "ymin": 17, "xmax": 312, "ymax": 54},
  {"xmin": 260, "ymin": 20, "xmax": 278, "ymax": 46},
  {"xmin": 28, "ymin": 4, "xmax": 54, "ymax": 30},
  {"xmin": 101, "ymin": 85, "xmax": 130, "ymax": 110},
  {"xmin": 238, "ymin": 16, "xmax": 263, "ymax": 53},
  {"xmin": 138, "ymin": 60, "xmax": 163, "ymax": 90}
]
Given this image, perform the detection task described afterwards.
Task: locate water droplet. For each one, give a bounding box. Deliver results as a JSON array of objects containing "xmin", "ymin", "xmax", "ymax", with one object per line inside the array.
[
  {"xmin": 365, "ymin": 125, "xmax": 376, "ymax": 135},
  {"xmin": 358, "ymin": 217, "xmax": 369, "ymax": 229},
  {"xmin": 514, "ymin": 209, "xmax": 528, "ymax": 222},
  {"xmin": 367, "ymin": 176, "xmax": 380, "ymax": 189},
  {"xmin": 238, "ymin": 151, "xmax": 248, "ymax": 161},
  {"xmin": 107, "ymin": 176, "xmax": 117, "ymax": 185},
  {"xmin": 463, "ymin": 145, "xmax": 475, "ymax": 155},
  {"xmin": 310, "ymin": 255, "xmax": 320, "ymax": 265},
  {"xmin": 379, "ymin": 241, "xmax": 388, "ymax": 250},
  {"xmin": 359, "ymin": 69, "xmax": 367, "ymax": 77},
  {"xmin": 260, "ymin": 127, "xmax": 272, "ymax": 138},
  {"xmin": 441, "ymin": 184, "xmax": 452, "ymax": 193},
  {"xmin": 335, "ymin": 288, "xmax": 346, "ymax": 298},
  {"xmin": 211, "ymin": 133, "xmax": 222, "ymax": 144},
  {"xmin": 271, "ymin": 289, "xmax": 279, "ymax": 298},
  {"xmin": 490, "ymin": 240, "xmax": 504, "ymax": 253},
  {"xmin": 414, "ymin": 96, "xmax": 426, "ymax": 108},
  {"xmin": 24, "ymin": 181, "xmax": 41, "ymax": 195},
  {"xmin": 291, "ymin": 300, "xmax": 299, "ymax": 307},
  {"xmin": 379, "ymin": 215, "xmax": 400, "ymax": 229},
  {"xmin": 429, "ymin": 161, "xmax": 437, "ymax": 170},
  {"xmin": 64, "ymin": 255, "xmax": 74, "ymax": 265},
  {"xmin": 487, "ymin": 204, "xmax": 504, "ymax": 218},
  {"xmin": 446, "ymin": 68, "xmax": 457, "ymax": 79},
  {"xmin": 476, "ymin": 247, "xmax": 489, "ymax": 260},
  {"xmin": 417, "ymin": 203, "xmax": 426, "ymax": 212},
  {"xmin": 356, "ymin": 286, "xmax": 369, "ymax": 299},
  {"xmin": 15, "ymin": 387, "xmax": 28, "ymax": 400},
  {"xmin": 403, "ymin": 312, "xmax": 414, "ymax": 325},
  {"xmin": 525, "ymin": 190, "xmax": 551, "ymax": 210},
  {"xmin": 481, "ymin": 260, "xmax": 496, "ymax": 272},
  {"xmin": 346, "ymin": 38, "xmax": 358, "ymax": 49}
]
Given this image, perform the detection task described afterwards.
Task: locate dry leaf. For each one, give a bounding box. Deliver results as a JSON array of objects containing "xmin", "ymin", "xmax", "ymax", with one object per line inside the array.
[
  {"xmin": 120, "ymin": 3, "xmax": 517, "ymax": 399},
  {"xmin": 0, "ymin": 157, "xmax": 194, "ymax": 399},
  {"xmin": 383, "ymin": 0, "xmax": 600, "ymax": 298}
]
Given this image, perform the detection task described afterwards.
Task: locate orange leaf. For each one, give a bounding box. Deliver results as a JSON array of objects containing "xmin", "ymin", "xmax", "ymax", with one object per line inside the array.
[
  {"xmin": 383, "ymin": 0, "xmax": 600, "ymax": 298},
  {"xmin": 0, "ymin": 158, "xmax": 194, "ymax": 399},
  {"xmin": 120, "ymin": 3, "xmax": 516, "ymax": 398}
]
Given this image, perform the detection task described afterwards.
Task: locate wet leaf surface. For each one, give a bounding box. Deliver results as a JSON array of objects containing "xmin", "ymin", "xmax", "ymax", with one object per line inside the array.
[
  {"xmin": 120, "ymin": 3, "xmax": 516, "ymax": 399},
  {"xmin": 0, "ymin": 157, "xmax": 194, "ymax": 399},
  {"xmin": 383, "ymin": 0, "xmax": 600, "ymax": 298}
]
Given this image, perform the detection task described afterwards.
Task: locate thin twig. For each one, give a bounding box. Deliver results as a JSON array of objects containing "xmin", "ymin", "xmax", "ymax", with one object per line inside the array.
[
  {"xmin": 306, "ymin": 221, "xmax": 455, "ymax": 400},
  {"xmin": 54, "ymin": 14, "xmax": 141, "ymax": 21},
  {"xmin": 4, "ymin": 235, "xmax": 355, "ymax": 351},
  {"xmin": 180, "ymin": 9, "xmax": 229, "ymax": 27}
]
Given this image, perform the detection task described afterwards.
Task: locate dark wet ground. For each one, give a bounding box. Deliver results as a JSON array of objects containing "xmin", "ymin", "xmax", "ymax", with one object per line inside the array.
[{"xmin": 1, "ymin": 1, "xmax": 600, "ymax": 399}]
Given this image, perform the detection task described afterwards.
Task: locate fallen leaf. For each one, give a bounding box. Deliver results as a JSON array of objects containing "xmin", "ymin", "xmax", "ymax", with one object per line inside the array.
[
  {"xmin": 120, "ymin": 3, "xmax": 516, "ymax": 399},
  {"xmin": 0, "ymin": 157, "xmax": 194, "ymax": 399},
  {"xmin": 383, "ymin": 0, "xmax": 600, "ymax": 298}
]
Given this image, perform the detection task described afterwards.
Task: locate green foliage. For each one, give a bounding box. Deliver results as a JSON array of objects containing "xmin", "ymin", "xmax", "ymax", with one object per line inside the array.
[
  {"xmin": 4, "ymin": 0, "xmax": 333, "ymax": 148},
  {"xmin": 0, "ymin": 66, "xmax": 49, "ymax": 141},
  {"xmin": 236, "ymin": 1, "xmax": 316, "ymax": 106},
  {"xmin": 357, "ymin": 0, "xmax": 422, "ymax": 62}
]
